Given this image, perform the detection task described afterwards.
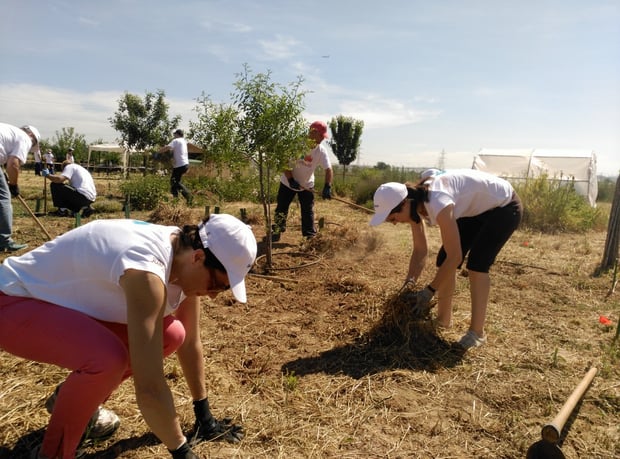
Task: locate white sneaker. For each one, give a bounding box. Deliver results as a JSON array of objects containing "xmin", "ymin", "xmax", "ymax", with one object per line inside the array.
[
  {"xmin": 458, "ymin": 330, "xmax": 487, "ymax": 349},
  {"xmin": 83, "ymin": 407, "xmax": 120, "ymax": 441}
]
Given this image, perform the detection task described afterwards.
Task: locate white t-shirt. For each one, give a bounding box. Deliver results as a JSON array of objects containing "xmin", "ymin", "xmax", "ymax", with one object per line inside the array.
[
  {"xmin": 44, "ymin": 152, "xmax": 54, "ymax": 164},
  {"xmin": 168, "ymin": 137, "xmax": 189, "ymax": 168},
  {"xmin": 423, "ymin": 169, "xmax": 514, "ymax": 225},
  {"xmin": 33, "ymin": 148, "xmax": 42, "ymax": 163},
  {"xmin": 0, "ymin": 219, "xmax": 185, "ymax": 323},
  {"xmin": 0, "ymin": 122, "xmax": 31, "ymax": 166},
  {"xmin": 61, "ymin": 163, "xmax": 97, "ymax": 202},
  {"xmin": 280, "ymin": 142, "xmax": 332, "ymax": 190}
]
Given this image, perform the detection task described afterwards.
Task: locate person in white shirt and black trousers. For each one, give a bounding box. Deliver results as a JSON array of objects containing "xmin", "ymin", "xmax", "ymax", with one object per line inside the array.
[{"xmin": 44, "ymin": 161, "xmax": 97, "ymax": 217}]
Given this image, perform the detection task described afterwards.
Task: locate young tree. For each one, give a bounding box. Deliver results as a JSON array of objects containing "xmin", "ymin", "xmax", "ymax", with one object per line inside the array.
[
  {"xmin": 190, "ymin": 93, "xmax": 243, "ymax": 173},
  {"xmin": 109, "ymin": 90, "xmax": 181, "ymax": 174},
  {"xmin": 328, "ymin": 115, "xmax": 364, "ymax": 183},
  {"xmin": 232, "ymin": 65, "xmax": 308, "ymax": 267},
  {"xmin": 52, "ymin": 127, "xmax": 88, "ymax": 163}
]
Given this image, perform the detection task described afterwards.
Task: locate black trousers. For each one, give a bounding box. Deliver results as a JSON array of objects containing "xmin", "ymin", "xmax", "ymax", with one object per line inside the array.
[
  {"xmin": 273, "ymin": 183, "xmax": 315, "ymax": 237},
  {"xmin": 170, "ymin": 165, "xmax": 191, "ymax": 202},
  {"xmin": 50, "ymin": 183, "xmax": 93, "ymax": 213},
  {"xmin": 436, "ymin": 194, "xmax": 523, "ymax": 273}
]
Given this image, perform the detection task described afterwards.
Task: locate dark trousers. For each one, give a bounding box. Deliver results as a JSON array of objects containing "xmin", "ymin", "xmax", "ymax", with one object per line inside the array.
[
  {"xmin": 436, "ymin": 194, "xmax": 523, "ymax": 273},
  {"xmin": 50, "ymin": 183, "xmax": 93, "ymax": 213},
  {"xmin": 34, "ymin": 162, "xmax": 42, "ymax": 176},
  {"xmin": 170, "ymin": 165, "xmax": 191, "ymax": 202},
  {"xmin": 273, "ymin": 183, "xmax": 315, "ymax": 237}
]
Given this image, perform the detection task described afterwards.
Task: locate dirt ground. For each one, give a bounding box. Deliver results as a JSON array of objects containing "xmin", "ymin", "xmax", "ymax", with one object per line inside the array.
[{"xmin": 1, "ymin": 173, "xmax": 619, "ymax": 458}]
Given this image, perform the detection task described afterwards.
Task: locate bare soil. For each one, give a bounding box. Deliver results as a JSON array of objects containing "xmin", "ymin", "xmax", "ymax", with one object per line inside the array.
[{"xmin": 1, "ymin": 173, "xmax": 619, "ymax": 458}]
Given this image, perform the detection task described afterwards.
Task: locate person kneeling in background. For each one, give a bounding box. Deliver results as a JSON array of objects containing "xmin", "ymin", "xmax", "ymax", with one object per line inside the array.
[{"xmin": 44, "ymin": 160, "xmax": 97, "ymax": 217}]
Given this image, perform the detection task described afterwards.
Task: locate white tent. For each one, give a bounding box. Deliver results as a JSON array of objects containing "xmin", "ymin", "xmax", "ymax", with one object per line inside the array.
[
  {"xmin": 88, "ymin": 143, "xmax": 126, "ymax": 164},
  {"xmin": 472, "ymin": 148, "xmax": 598, "ymax": 206},
  {"xmin": 87, "ymin": 143, "xmax": 137, "ymax": 172}
]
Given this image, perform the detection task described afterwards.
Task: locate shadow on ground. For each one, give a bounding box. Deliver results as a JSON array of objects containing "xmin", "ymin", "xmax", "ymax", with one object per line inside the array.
[
  {"xmin": 0, "ymin": 430, "xmax": 160, "ymax": 459},
  {"xmin": 282, "ymin": 320, "xmax": 466, "ymax": 379}
]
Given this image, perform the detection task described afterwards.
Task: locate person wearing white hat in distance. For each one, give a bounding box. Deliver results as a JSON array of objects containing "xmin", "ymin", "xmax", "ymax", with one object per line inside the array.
[
  {"xmin": 0, "ymin": 213, "xmax": 257, "ymax": 459},
  {"xmin": 0, "ymin": 122, "xmax": 41, "ymax": 252},
  {"xmin": 370, "ymin": 169, "xmax": 522, "ymax": 350},
  {"xmin": 65, "ymin": 148, "xmax": 75, "ymax": 163},
  {"xmin": 44, "ymin": 147, "xmax": 55, "ymax": 174}
]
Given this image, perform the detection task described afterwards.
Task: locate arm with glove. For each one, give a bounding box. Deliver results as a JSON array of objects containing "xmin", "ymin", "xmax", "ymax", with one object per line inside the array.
[
  {"xmin": 321, "ymin": 167, "xmax": 333, "ymax": 199},
  {"xmin": 411, "ymin": 284, "xmax": 436, "ymax": 314},
  {"xmin": 283, "ymin": 170, "xmax": 302, "ymax": 191},
  {"xmin": 5, "ymin": 156, "xmax": 22, "ymax": 197},
  {"xmin": 174, "ymin": 297, "xmax": 244, "ymax": 445},
  {"xmin": 288, "ymin": 176, "xmax": 301, "ymax": 190},
  {"xmin": 121, "ymin": 271, "xmax": 193, "ymax": 456}
]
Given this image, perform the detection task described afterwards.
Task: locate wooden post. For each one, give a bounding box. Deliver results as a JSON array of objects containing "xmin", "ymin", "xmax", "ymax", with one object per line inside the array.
[{"xmin": 124, "ymin": 195, "xmax": 131, "ymax": 218}]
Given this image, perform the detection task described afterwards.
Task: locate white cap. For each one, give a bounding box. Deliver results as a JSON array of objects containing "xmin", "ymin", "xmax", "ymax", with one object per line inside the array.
[
  {"xmin": 21, "ymin": 125, "xmax": 41, "ymax": 144},
  {"xmin": 369, "ymin": 182, "xmax": 408, "ymax": 226},
  {"xmin": 421, "ymin": 168, "xmax": 442, "ymax": 179},
  {"xmin": 198, "ymin": 214, "xmax": 257, "ymax": 303}
]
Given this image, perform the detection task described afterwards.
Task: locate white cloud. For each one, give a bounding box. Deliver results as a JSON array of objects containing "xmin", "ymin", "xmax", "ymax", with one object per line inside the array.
[
  {"xmin": 2, "ymin": 82, "xmax": 618, "ymax": 176},
  {"xmin": 0, "ymin": 83, "xmax": 119, "ymax": 141},
  {"xmin": 205, "ymin": 44, "xmax": 233, "ymax": 63},
  {"xmin": 78, "ymin": 17, "xmax": 99, "ymax": 27},
  {"xmin": 258, "ymin": 35, "xmax": 301, "ymax": 60},
  {"xmin": 199, "ymin": 19, "xmax": 252, "ymax": 33},
  {"xmin": 338, "ymin": 97, "xmax": 440, "ymax": 129},
  {"xmin": 303, "ymin": 79, "xmax": 441, "ymax": 130},
  {"xmin": 1, "ymin": 84, "xmax": 203, "ymax": 143}
]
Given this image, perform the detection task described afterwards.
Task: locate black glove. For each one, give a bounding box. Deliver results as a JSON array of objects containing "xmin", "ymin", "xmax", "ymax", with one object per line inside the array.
[
  {"xmin": 322, "ymin": 184, "xmax": 332, "ymax": 199},
  {"xmin": 412, "ymin": 286, "xmax": 435, "ymax": 315},
  {"xmin": 288, "ymin": 177, "xmax": 301, "ymax": 190},
  {"xmin": 401, "ymin": 285, "xmax": 435, "ymax": 317},
  {"xmin": 169, "ymin": 442, "xmax": 199, "ymax": 459},
  {"xmin": 8, "ymin": 183, "xmax": 20, "ymax": 198},
  {"xmin": 191, "ymin": 399, "xmax": 244, "ymax": 444}
]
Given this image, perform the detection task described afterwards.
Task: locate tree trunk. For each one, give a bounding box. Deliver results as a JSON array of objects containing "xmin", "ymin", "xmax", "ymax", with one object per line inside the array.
[
  {"xmin": 258, "ymin": 155, "xmax": 274, "ymax": 270},
  {"xmin": 595, "ymin": 176, "xmax": 620, "ymax": 276}
]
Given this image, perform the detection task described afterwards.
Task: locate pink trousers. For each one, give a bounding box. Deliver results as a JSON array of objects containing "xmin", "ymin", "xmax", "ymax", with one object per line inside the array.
[{"xmin": 0, "ymin": 293, "xmax": 186, "ymax": 459}]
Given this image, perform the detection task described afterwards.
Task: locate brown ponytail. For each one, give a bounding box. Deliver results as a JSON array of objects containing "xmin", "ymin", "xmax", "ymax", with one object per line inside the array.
[{"xmin": 178, "ymin": 217, "xmax": 227, "ymax": 272}]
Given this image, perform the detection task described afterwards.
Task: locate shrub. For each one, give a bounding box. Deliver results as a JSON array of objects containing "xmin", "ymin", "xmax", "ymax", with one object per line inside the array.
[
  {"xmin": 336, "ymin": 166, "xmax": 424, "ymax": 207},
  {"xmin": 597, "ymin": 176, "xmax": 618, "ymax": 203},
  {"xmin": 187, "ymin": 173, "xmax": 269, "ymax": 204},
  {"xmin": 119, "ymin": 175, "xmax": 169, "ymax": 210},
  {"xmin": 514, "ymin": 175, "xmax": 604, "ymax": 233}
]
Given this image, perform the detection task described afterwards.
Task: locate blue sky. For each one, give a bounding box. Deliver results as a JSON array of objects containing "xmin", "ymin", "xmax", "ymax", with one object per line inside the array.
[{"xmin": 2, "ymin": 0, "xmax": 619, "ymax": 176}]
